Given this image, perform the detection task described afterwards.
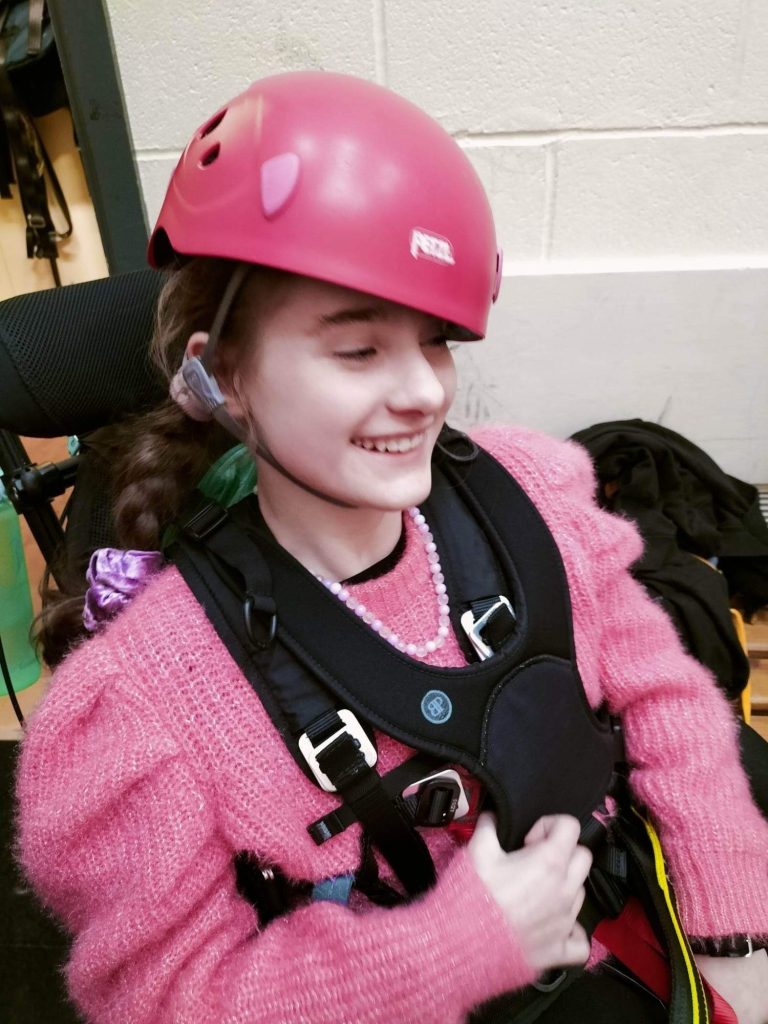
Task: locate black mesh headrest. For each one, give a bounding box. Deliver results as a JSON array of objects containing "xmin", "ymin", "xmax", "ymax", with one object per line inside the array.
[{"xmin": 0, "ymin": 270, "xmax": 167, "ymax": 437}]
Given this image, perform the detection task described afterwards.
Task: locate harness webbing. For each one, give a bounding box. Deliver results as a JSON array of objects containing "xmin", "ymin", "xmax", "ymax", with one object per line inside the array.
[
  {"xmin": 168, "ymin": 433, "xmax": 711, "ymax": 1023},
  {"xmin": 173, "ymin": 504, "xmax": 439, "ymax": 897},
  {"xmin": 603, "ymin": 811, "xmax": 710, "ymax": 1023},
  {"xmin": 310, "ymin": 716, "xmax": 436, "ymax": 896},
  {"xmin": 308, "ymin": 752, "xmax": 446, "ymax": 844}
]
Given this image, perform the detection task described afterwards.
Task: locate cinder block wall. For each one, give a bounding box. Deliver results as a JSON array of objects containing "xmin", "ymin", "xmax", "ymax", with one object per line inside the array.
[{"xmin": 105, "ymin": 0, "xmax": 768, "ymax": 480}]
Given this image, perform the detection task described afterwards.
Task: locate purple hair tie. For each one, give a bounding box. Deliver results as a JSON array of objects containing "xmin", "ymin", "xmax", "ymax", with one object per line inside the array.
[{"xmin": 83, "ymin": 548, "xmax": 164, "ymax": 633}]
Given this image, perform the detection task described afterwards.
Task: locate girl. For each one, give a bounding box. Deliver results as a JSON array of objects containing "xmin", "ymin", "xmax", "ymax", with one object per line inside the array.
[{"xmin": 16, "ymin": 71, "xmax": 768, "ymax": 1023}]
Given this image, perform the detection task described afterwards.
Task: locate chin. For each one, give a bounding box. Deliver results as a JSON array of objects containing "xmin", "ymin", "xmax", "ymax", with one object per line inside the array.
[{"xmin": 368, "ymin": 474, "xmax": 433, "ymax": 512}]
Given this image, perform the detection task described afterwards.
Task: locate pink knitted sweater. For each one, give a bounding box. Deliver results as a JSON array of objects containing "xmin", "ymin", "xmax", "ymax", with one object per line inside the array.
[{"xmin": 16, "ymin": 426, "xmax": 768, "ymax": 1024}]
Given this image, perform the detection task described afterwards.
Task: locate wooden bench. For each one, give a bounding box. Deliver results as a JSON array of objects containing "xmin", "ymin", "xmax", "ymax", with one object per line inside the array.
[{"xmin": 745, "ymin": 612, "xmax": 768, "ymax": 740}]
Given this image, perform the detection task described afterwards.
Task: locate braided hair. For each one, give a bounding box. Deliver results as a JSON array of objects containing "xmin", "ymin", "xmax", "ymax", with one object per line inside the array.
[{"xmin": 37, "ymin": 258, "xmax": 286, "ymax": 665}]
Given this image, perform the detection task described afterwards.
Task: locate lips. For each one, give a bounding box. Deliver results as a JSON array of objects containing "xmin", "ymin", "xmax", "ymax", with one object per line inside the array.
[{"xmin": 352, "ymin": 431, "xmax": 425, "ymax": 454}]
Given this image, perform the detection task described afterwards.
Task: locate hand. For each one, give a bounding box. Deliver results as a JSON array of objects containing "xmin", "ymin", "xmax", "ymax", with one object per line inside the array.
[
  {"xmin": 467, "ymin": 812, "xmax": 592, "ymax": 973},
  {"xmin": 695, "ymin": 949, "xmax": 768, "ymax": 1024}
]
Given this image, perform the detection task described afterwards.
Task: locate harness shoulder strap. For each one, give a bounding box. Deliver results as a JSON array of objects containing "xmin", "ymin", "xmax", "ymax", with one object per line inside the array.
[{"xmin": 169, "ymin": 496, "xmax": 437, "ymax": 899}]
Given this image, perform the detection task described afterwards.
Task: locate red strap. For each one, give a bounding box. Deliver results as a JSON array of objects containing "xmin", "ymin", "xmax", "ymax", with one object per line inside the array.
[
  {"xmin": 596, "ymin": 898, "xmax": 672, "ymax": 1002},
  {"xmin": 594, "ymin": 898, "xmax": 738, "ymax": 1024}
]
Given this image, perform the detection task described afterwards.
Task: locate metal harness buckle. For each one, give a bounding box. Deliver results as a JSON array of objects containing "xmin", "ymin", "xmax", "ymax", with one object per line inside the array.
[
  {"xmin": 460, "ymin": 596, "xmax": 514, "ymax": 661},
  {"xmin": 402, "ymin": 769, "xmax": 470, "ymax": 826},
  {"xmin": 298, "ymin": 710, "xmax": 378, "ymax": 793}
]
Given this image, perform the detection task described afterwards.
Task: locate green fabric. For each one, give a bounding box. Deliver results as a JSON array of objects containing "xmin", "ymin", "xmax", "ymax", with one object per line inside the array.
[
  {"xmin": 197, "ymin": 444, "xmax": 258, "ymax": 506},
  {"xmin": 161, "ymin": 445, "xmax": 257, "ymax": 551}
]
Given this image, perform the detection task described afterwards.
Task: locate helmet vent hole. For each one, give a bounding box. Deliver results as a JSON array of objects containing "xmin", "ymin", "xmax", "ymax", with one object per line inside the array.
[
  {"xmin": 200, "ymin": 109, "xmax": 226, "ymax": 138},
  {"xmin": 200, "ymin": 143, "xmax": 221, "ymax": 167}
]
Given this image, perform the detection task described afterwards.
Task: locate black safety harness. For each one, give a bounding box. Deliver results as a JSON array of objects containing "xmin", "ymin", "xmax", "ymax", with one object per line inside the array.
[{"xmin": 167, "ymin": 429, "xmax": 709, "ymax": 1023}]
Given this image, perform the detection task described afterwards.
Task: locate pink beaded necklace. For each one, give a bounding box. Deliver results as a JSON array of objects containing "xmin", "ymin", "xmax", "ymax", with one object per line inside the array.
[{"xmin": 316, "ymin": 507, "xmax": 451, "ymax": 659}]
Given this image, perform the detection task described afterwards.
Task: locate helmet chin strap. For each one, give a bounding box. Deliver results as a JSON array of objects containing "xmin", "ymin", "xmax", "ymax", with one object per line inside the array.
[
  {"xmin": 184, "ymin": 261, "xmax": 358, "ymax": 510},
  {"xmin": 251, "ymin": 435, "xmax": 358, "ymax": 510}
]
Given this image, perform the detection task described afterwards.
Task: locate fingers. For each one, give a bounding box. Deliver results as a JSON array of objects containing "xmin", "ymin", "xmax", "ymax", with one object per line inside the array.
[
  {"xmin": 565, "ymin": 844, "xmax": 593, "ymax": 889},
  {"xmin": 526, "ymin": 817, "xmax": 592, "ymax": 893},
  {"xmin": 524, "ymin": 814, "xmax": 558, "ymax": 846},
  {"xmin": 477, "ymin": 812, "xmax": 581, "ymax": 855},
  {"xmin": 469, "ymin": 811, "xmax": 499, "ymax": 852},
  {"xmin": 567, "ymin": 884, "xmax": 586, "ymax": 925},
  {"xmin": 541, "ymin": 815, "xmax": 582, "ymax": 855},
  {"xmin": 467, "ymin": 811, "xmax": 594, "ymax": 976},
  {"xmin": 525, "ymin": 814, "xmax": 581, "ymax": 853},
  {"xmin": 474, "ymin": 810, "xmax": 498, "ymax": 839},
  {"xmin": 559, "ymin": 922, "xmax": 591, "ymax": 966}
]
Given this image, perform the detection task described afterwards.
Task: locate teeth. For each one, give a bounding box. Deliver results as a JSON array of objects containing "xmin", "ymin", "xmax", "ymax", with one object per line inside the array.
[{"xmin": 354, "ymin": 432, "xmax": 423, "ymax": 453}]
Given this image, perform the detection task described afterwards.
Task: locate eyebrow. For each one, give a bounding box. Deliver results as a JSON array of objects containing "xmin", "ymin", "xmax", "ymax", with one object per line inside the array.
[{"xmin": 316, "ymin": 304, "xmax": 392, "ymax": 329}]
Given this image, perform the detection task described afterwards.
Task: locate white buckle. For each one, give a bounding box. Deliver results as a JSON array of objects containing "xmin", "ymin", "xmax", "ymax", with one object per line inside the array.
[
  {"xmin": 460, "ymin": 596, "xmax": 513, "ymax": 661},
  {"xmin": 401, "ymin": 769, "xmax": 470, "ymax": 821},
  {"xmin": 298, "ymin": 710, "xmax": 378, "ymax": 793}
]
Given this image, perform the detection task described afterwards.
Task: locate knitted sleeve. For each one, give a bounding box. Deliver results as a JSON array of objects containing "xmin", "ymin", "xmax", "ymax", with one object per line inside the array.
[
  {"xmin": 474, "ymin": 425, "xmax": 768, "ymax": 941},
  {"xmin": 592, "ymin": 526, "xmax": 768, "ymax": 941},
  {"xmin": 16, "ymin": 644, "xmax": 536, "ymax": 1024}
]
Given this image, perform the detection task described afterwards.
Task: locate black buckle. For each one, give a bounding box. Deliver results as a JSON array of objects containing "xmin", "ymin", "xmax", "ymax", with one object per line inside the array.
[
  {"xmin": 412, "ymin": 777, "xmax": 461, "ymax": 826},
  {"xmin": 401, "ymin": 770, "xmax": 469, "ymax": 827},
  {"xmin": 182, "ymin": 501, "xmax": 229, "ymax": 541}
]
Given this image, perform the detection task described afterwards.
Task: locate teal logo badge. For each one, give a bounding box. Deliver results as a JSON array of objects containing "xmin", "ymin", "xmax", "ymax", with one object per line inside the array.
[{"xmin": 421, "ymin": 689, "xmax": 452, "ymax": 724}]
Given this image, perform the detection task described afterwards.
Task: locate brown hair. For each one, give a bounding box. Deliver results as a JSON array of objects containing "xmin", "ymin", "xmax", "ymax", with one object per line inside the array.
[{"xmin": 37, "ymin": 257, "xmax": 285, "ymax": 665}]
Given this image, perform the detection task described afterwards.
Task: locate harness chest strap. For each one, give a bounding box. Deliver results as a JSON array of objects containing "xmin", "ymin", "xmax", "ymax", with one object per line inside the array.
[
  {"xmin": 252, "ymin": 458, "xmax": 618, "ymax": 849},
  {"xmin": 299, "ymin": 707, "xmax": 437, "ymax": 896},
  {"xmin": 172, "ymin": 440, "xmax": 620, "ymax": 859},
  {"xmin": 172, "ymin": 513, "xmax": 439, "ymax": 898},
  {"xmin": 170, "ymin": 437, "xmax": 721, "ymax": 1023}
]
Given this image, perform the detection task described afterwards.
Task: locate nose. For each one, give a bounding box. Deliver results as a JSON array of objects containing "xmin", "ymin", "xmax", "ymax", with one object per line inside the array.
[{"xmin": 386, "ymin": 344, "xmax": 453, "ymax": 417}]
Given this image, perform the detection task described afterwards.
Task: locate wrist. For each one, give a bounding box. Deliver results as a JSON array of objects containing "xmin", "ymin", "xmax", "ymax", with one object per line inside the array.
[{"xmin": 689, "ymin": 935, "xmax": 767, "ymax": 958}]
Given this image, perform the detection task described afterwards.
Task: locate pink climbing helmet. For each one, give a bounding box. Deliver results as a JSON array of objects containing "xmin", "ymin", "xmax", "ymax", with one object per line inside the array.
[{"xmin": 148, "ymin": 71, "xmax": 501, "ymax": 340}]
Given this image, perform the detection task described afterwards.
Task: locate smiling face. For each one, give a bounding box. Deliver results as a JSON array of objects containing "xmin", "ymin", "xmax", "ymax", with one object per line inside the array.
[{"xmin": 229, "ymin": 274, "xmax": 457, "ymax": 515}]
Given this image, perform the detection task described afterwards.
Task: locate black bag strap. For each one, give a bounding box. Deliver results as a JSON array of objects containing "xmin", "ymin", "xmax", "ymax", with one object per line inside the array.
[{"xmin": 0, "ymin": 0, "xmax": 71, "ymax": 286}]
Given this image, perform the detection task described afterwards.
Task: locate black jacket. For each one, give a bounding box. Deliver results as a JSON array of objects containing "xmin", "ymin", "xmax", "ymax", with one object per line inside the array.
[{"xmin": 571, "ymin": 419, "xmax": 768, "ymax": 699}]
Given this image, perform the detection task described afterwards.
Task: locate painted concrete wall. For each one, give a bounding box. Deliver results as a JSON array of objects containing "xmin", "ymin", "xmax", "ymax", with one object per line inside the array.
[{"xmin": 105, "ymin": 0, "xmax": 768, "ymax": 481}]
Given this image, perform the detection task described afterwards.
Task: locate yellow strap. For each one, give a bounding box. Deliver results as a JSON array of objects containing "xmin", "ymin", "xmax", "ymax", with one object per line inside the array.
[
  {"xmin": 730, "ymin": 608, "xmax": 751, "ymax": 724},
  {"xmin": 633, "ymin": 808, "xmax": 709, "ymax": 1024}
]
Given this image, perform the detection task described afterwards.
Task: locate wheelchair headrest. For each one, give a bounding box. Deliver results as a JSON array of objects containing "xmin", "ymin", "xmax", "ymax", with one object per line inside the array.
[{"xmin": 0, "ymin": 270, "xmax": 167, "ymax": 437}]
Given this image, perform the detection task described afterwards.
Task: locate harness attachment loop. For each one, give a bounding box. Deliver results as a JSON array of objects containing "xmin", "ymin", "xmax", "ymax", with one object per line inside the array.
[
  {"xmin": 298, "ymin": 709, "xmax": 377, "ymax": 793},
  {"xmin": 460, "ymin": 595, "xmax": 516, "ymax": 661},
  {"xmin": 243, "ymin": 593, "xmax": 277, "ymax": 650}
]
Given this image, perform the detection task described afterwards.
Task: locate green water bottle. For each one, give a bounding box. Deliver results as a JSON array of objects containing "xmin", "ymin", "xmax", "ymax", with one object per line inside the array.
[{"xmin": 0, "ymin": 478, "xmax": 41, "ymax": 696}]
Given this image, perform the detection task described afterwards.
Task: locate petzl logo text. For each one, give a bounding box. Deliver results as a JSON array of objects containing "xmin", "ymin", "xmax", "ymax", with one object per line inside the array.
[{"xmin": 410, "ymin": 228, "xmax": 455, "ymax": 266}]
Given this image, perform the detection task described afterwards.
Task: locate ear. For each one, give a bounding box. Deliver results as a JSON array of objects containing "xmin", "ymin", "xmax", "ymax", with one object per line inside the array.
[
  {"xmin": 180, "ymin": 328, "xmax": 236, "ymax": 410},
  {"xmin": 183, "ymin": 328, "xmax": 239, "ymax": 408},
  {"xmin": 184, "ymin": 330, "xmax": 209, "ymax": 362},
  {"xmin": 184, "ymin": 330, "xmax": 250, "ymax": 427}
]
